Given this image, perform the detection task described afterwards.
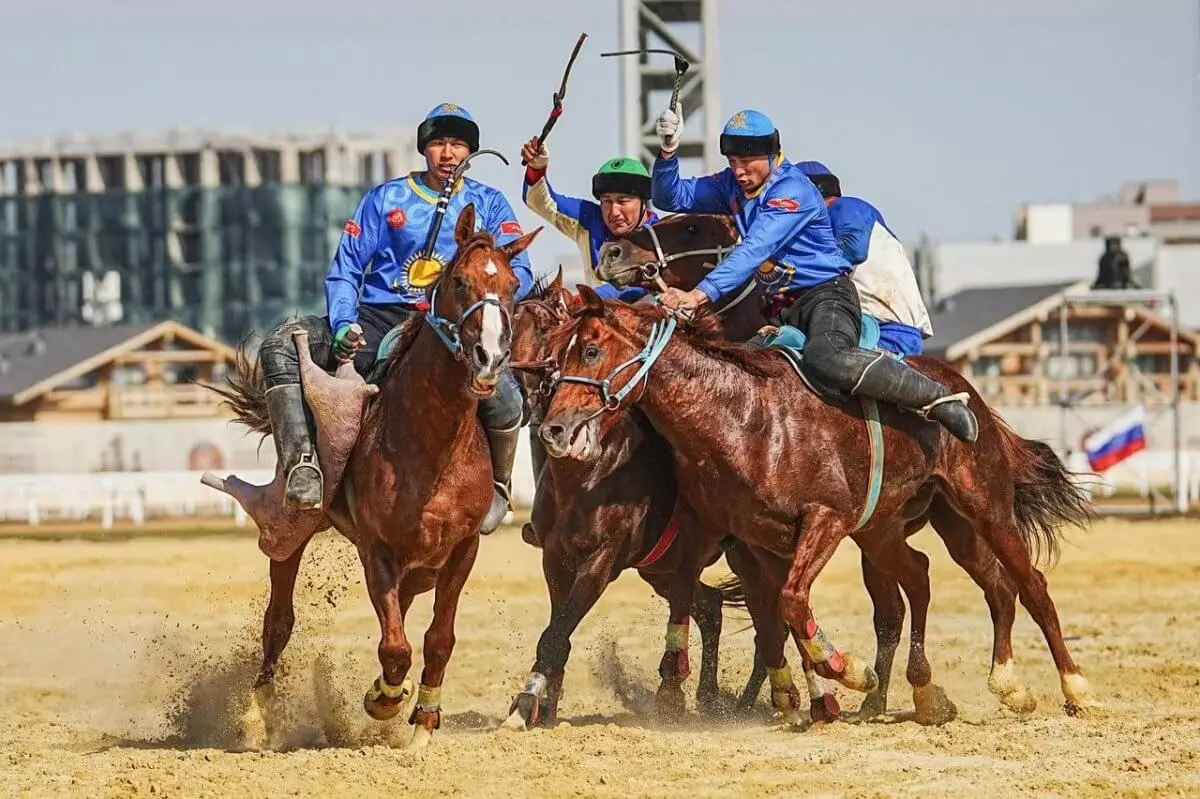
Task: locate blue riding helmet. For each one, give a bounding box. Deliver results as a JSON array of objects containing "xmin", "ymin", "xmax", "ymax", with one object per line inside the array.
[
  {"xmin": 417, "ymin": 102, "xmax": 480, "ymax": 154},
  {"xmin": 719, "ymin": 109, "xmax": 781, "ymax": 157}
]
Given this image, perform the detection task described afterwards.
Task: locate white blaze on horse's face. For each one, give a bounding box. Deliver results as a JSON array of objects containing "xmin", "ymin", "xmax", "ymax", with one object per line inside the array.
[{"xmin": 480, "ymin": 289, "xmax": 504, "ymax": 365}]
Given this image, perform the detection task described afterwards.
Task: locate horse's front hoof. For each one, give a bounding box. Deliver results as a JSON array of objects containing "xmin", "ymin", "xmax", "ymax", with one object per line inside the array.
[
  {"xmin": 363, "ymin": 676, "xmax": 413, "ymax": 721},
  {"xmin": 1000, "ymin": 687, "xmax": 1038, "ymax": 715},
  {"xmin": 809, "ymin": 693, "xmax": 841, "ymax": 727},
  {"xmin": 817, "ymin": 653, "xmax": 878, "ymax": 694},
  {"xmin": 1061, "ymin": 672, "xmax": 1105, "ymax": 718},
  {"xmin": 857, "ymin": 691, "xmax": 887, "ymax": 721},
  {"xmin": 912, "ymin": 683, "xmax": 957, "ymax": 726}
]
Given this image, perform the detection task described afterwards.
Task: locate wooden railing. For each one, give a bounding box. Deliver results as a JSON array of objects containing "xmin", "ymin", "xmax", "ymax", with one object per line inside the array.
[{"xmin": 107, "ymin": 384, "xmax": 226, "ymax": 419}]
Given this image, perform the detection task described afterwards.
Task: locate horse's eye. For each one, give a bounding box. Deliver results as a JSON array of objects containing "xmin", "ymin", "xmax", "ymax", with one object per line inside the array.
[
  {"xmin": 453, "ymin": 275, "xmax": 468, "ymax": 292},
  {"xmin": 582, "ymin": 344, "xmax": 602, "ymax": 362}
]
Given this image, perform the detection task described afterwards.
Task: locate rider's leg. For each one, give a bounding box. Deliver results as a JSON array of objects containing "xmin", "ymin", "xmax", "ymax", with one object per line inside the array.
[
  {"xmin": 354, "ymin": 304, "xmax": 416, "ymax": 376},
  {"xmin": 477, "ymin": 369, "xmax": 524, "ymax": 535},
  {"xmin": 787, "ymin": 274, "xmax": 978, "ymax": 444},
  {"xmin": 258, "ymin": 315, "xmax": 334, "ymax": 508}
]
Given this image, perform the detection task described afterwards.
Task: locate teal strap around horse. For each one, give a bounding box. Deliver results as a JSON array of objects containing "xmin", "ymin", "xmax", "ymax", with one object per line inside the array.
[
  {"xmin": 854, "ymin": 397, "xmax": 884, "ymax": 532},
  {"xmin": 759, "ymin": 316, "xmax": 887, "ymax": 531}
]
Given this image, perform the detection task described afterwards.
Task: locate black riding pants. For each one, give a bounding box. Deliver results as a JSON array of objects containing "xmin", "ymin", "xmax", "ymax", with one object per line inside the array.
[
  {"xmin": 777, "ymin": 272, "xmax": 872, "ymax": 393},
  {"xmin": 258, "ymin": 303, "xmax": 523, "ymax": 430}
]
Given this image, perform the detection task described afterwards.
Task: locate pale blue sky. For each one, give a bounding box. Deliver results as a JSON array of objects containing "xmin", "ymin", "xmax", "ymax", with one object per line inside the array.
[{"xmin": 4, "ymin": 0, "xmax": 1197, "ymax": 272}]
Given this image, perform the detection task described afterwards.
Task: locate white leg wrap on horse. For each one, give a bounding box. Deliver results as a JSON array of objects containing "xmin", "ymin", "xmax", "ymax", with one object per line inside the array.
[
  {"xmin": 805, "ymin": 668, "xmax": 824, "ymax": 700},
  {"xmin": 378, "ymin": 675, "xmax": 412, "ymax": 700},
  {"xmin": 665, "ymin": 623, "xmax": 689, "ymax": 652},
  {"xmin": 520, "ymin": 672, "xmax": 549, "ymax": 697},
  {"xmin": 415, "ymin": 684, "xmax": 442, "ymax": 713}
]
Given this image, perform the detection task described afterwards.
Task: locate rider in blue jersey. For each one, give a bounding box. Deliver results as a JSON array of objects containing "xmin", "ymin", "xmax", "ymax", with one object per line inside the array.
[
  {"xmin": 651, "ymin": 104, "xmax": 977, "ymax": 443},
  {"xmin": 794, "ymin": 161, "xmax": 932, "ymax": 358},
  {"xmin": 519, "ymin": 138, "xmax": 656, "ymax": 303},
  {"xmin": 258, "ymin": 103, "xmax": 533, "ymax": 533}
]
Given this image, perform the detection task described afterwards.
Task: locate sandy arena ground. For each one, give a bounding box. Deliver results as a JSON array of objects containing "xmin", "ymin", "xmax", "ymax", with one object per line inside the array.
[{"xmin": 0, "ymin": 517, "xmax": 1198, "ymax": 798}]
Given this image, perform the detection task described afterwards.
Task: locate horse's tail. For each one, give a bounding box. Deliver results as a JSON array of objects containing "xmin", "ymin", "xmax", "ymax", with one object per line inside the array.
[
  {"xmin": 200, "ymin": 332, "xmax": 272, "ymax": 440},
  {"xmin": 991, "ymin": 410, "xmax": 1095, "ymax": 566},
  {"xmin": 709, "ymin": 573, "xmax": 750, "ymax": 612}
]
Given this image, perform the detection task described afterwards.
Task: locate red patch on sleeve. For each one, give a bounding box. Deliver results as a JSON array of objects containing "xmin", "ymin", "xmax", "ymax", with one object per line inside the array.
[
  {"xmin": 387, "ymin": 209, "xmax": 407, "ymax": 230},
  {"xmin": 766, "ymin": 198, "xmax": 801, "ymax": 212},
  {"xmin": 343, "ymin": 220, "xmax": 362, "ymax": 237},
  {"xmin": 501, "ymin": 221, "xmax": 523, "ymax": 236}
]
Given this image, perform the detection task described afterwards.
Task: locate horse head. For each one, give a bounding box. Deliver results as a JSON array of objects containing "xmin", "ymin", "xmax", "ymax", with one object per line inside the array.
[
  {"xmin": 512, "ymin": 266, "xmax": 575, "ymax": 424},
  {"xmin": 427, "ymin": 202, "xmax": 541, "ymax": 397},
  {"xmin": 595, "ymin": 214, "xmax": 739, "ymax": 292},
  {"xmin": 538, "ymin": 285, "xmax": 677, "ymax": 461}
]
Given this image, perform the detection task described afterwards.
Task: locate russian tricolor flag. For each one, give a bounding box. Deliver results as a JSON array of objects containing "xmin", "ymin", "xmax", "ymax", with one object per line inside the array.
[{"xmin": 1084, "ymin": 405, "xmax": 1148, "ymax": 473}]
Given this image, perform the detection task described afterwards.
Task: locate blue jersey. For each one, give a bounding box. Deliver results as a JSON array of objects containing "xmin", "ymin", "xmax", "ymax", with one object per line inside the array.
[
  {"xmin": 326, "ymin": 173, "xmax": 535, "ymax": 333},
  {"xmin": 522, "ymin": 170, "xmax": 655, "ymax": 303},
  {"xmin": 651, "ymin": 155, "xmax": 851, "ymax": 303},
  {"xmin": 825, "ymin": 195, "xmax": 930, "ymax": 357}
]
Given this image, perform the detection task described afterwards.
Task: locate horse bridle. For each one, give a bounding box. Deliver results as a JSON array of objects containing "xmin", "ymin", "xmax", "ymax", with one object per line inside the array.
[
  {"xmin": 631, "ymin": 224, "xmax": 756, "ymax": 316},
  {"xmin": 425, "ymin": 281, "xmax": 512, "ymax": 361},
  {"xmin": 555, "ymin": 314, "xmax": 678, "ymax": 416}
]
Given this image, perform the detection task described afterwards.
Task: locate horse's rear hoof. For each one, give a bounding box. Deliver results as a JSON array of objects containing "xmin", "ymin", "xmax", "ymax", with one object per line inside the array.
[
  {"xmin": 999, "ymin": 687, "xmax": 1038, "ymax": 715},
  {"xmin": 655, "ymin": 681, "xmax": 687, "ymax": 720},
  {"xmin": 809, "ymin": 693, "xmax": 841, "ymax": 726},
  {"xmin": 500, "ymin": 692, "xmax": 540, "ymax": 732},
  {"xmin": 912, "ymin": 683, "xmax": 957, "ymax": 726}
]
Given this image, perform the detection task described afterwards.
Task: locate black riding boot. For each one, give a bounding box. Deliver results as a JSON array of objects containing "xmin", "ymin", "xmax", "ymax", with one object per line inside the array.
[
  {"xmin": 480, "ymin": 422, "xmax": 521, "ymax": 535},
  {"xmin": 853, "ymin": 354, "xmax": 979, "ymax": 444},
  {"xmin": 265, "ymin": 384, "xmax": 324, "ymax": 508}
]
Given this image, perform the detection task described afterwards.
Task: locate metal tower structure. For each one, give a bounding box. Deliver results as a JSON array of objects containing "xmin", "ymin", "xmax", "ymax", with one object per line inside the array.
[{"xmin": 618, "ymin": 0, "xmax": 722, "ymax": 174}]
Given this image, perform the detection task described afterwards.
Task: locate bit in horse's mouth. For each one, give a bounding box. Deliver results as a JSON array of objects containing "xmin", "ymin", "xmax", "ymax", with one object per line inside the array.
[
  {"xmin": 567, "ymin": 420, "xmax": 595, "ymax": 460},
  {"xmin": 470, "ymin": 377, "xmax": 498, "ymax": 398}
]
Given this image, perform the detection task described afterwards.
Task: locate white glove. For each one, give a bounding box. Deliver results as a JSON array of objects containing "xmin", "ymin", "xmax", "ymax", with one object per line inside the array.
[{"xmin": 655, "ymin": 102, "xmax": 683, "ymax": 156}]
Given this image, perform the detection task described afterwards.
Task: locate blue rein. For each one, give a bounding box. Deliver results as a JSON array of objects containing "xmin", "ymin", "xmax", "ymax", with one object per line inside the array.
[
  {"xmin": 424, "ymin": 282, "xmax": 511, "ymax": 360},
  {"xmin": 556, "ymin": 315, "xmax": 677, "ymax": 410}
]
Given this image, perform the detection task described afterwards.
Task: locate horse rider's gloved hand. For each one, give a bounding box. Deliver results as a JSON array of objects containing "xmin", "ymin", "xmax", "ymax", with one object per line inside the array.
[
  {"xmin": 656, "ymin": 102, "xmax": 683, "ymax": 156},
  {"xmin": 521, "ymin": 138, "xmax": 548, "ymax": 171},
  {"xmin": 333, "ymin": 323, "xmax": 365, "ymax": 361}
]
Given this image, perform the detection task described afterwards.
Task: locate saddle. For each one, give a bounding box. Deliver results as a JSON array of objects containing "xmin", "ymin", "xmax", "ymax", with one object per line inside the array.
[
  {"xmin": 365, "ymin": 322, "xmax": 421, "ymax": 385},
  {"xmin": 749, "ymin": 315, "xmax": 894, "ymax": 402}
]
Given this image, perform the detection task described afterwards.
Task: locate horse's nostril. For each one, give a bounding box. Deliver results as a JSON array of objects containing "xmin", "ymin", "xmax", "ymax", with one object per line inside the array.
[
  {"xmin": 473, "ymin": 343, "xmax": 488, "ymax": 366},
  {"xmin": 541, "ymin": 424, "xmax": 565, "ymax": 444}
]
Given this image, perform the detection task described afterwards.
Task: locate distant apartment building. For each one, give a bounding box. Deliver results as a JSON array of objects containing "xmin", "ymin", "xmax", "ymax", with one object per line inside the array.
[
  {"xmin": 0, "ymin": 128, "xmax": 420, "ymax": 340},
  {"xmin": 1015, "ymin": 180, "xmax": 1200, "ymax": 245}
]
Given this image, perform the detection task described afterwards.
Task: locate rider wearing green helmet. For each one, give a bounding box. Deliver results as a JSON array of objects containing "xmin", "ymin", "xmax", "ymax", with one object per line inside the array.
[{"xmin": 520, "ymin": 138, "xmax": 658, "ymax": 301}]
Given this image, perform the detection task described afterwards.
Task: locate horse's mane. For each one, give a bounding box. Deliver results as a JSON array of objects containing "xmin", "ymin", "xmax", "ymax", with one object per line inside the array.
[
  {"xmin": 526, "ymin": 271, "xmax": 562, "ymax": 302},
  {"xmin": 551, "ymin": 300, "xmax": 785, "ymax": 380}
]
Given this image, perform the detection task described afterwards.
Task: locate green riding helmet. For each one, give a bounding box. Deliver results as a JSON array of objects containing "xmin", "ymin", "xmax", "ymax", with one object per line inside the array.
[{"xmin": 591, "ymin": 157, "xmax": 652, "ymax": 201}]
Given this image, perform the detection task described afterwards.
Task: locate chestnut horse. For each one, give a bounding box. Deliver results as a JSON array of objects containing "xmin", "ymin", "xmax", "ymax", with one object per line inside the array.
[
  {"xmin": 207, "ymin": 204, "xmax": 541, "ymax": 748},
  {"xmin": 503, "ymin": 271, "xmax": 807, "ymax": 727},
  {"xmin": 539, "ymin": 290, "xmax": 1100, "ymax": 719},
  {"xmin": 595, "ymin": 214, "xmax": 1086, "ymax": 721}
]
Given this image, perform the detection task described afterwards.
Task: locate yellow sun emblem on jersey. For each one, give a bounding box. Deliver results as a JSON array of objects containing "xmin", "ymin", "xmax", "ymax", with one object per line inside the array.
[
  {"xmin": 727, "ymin": 112, "xmax": 748, "ymax": 129},
  {"xmin": 397, "ymin": 253, "xmax": 449, "ymax": 290},
  {"xmin": 436, "ymin": 103, "xmax": 461, "ymax": 114}
]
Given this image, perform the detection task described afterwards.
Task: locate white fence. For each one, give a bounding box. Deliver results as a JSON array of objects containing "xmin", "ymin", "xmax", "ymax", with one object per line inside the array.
[
  {"xmin": 0, "ymin": 443, "xmax": 1192, "ymax": 530},
  {"xmin": 0, "ymin": 470, "xmax": 274, "ymax": 528},
  {"xmin": 0, "ymin": 436, "xmax": 538, "ymax": 528}
]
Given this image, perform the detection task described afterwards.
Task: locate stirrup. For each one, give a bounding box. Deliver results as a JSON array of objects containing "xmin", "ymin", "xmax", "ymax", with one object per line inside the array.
[
  {"xmin": 917, "ymin": 392, "xmax": 971, "ymax": 421},
  {"xmin": 493, "ymin": 480, "xmax": 512, "ymax": 507},
  {"xmin": 286, "ymin": 453, "xmax": 323, "ymax": 496}
]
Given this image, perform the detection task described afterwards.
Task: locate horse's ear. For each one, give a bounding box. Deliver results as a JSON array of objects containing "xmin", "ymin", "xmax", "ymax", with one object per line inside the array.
[
  {"xmin": 577, "ymin": 284, "xmax": 603, "ymax": 312},
  {"xmin": 576, "ymin": 284, "xmax": 618, "ymax": 326},
  {"xmin": 502, "ymin": 225, "xmax": 543, "ymax": 261},
  {"xmin": 455, "ymin": 203, "xmax": 477, "ymax": 245},
  {"xmin": 550, "ymin": 264, "xmax": 563, "ymax": 291}
]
